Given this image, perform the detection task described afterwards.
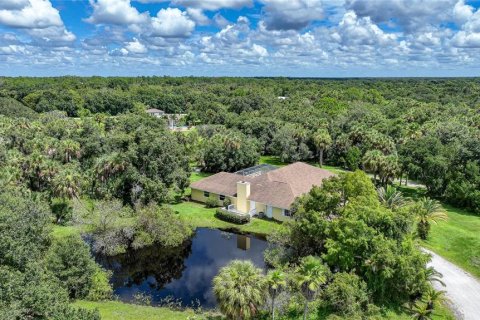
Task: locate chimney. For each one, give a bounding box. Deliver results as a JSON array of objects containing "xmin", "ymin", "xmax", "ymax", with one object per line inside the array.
[{"xmin": 236, "ymin": 181, "xmax": 250, "ymax": 214}]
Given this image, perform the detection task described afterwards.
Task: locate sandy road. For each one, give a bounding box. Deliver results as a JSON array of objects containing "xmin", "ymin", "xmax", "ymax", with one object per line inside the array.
[{"xmin": 424, "ymin": 249, "xmax": 480, "ymax": 320}]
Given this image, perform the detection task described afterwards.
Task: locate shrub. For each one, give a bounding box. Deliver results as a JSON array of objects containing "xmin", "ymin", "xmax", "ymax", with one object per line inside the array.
[
  {"xmin": 223, "ymin": 197, "xmax": 232, "ymax": 207},
  {"xmin": 215, "ymin": 208, "xmax": 250, "ymax": 224},
  {"xmin": 205, "ymin": 197, "xmax": 219, "ymax": 208},
  {"xmin": 46, "ymin": 235, "xmax": 97, "ymax": 299},
  {"xmin": 86, "ymin": 267, "xmax": 113, "ymax": 301},
  {"xmin": 51, "ymin": 197, "xmax": 73, "ymax": 225},
  {"xmin": 134, "ymin": 204, "xmax": 193, "ymax": 248},
  {"xmin": 324, "ymin": 273, "xmax": 369, "ymax": 317}
]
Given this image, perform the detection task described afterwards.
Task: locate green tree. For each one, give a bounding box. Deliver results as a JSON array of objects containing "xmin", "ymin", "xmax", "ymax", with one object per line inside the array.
[
  {"xmin": 293, "ymin": 256, "xmax": 330, "ymax": 320},
  {"xmin": 133, "ymin": 204, "xmax": 192, "ymax": 248},
  {"xmin": 313, "ymin": 128, "xmax": 332, "ymax": 167},
  {"xmin": 213, "ymin": 260, "xmax": 266, "ymax": 320},
  {"xmin": 410, "ymin": 301, "xmax": 433, "ymax": 320},
  {"xmin": 377, "ymin": 185, "xmax": 405, "ymax": 210},
  {"xmin": 266, "ymin": 269, "xmax": 287, "ymax": 320},
  {"xmin": 52, "ymin": 169, "xmax": 82, "ymax": 200},
  {"xmin": 363, "ymin": 150, "xmax": 383, "ymax": 183},
  {"xmin": 416, "ymin": 197, "xmax": 448, "ymax": 240},
  {"xmin": 45, "ymin": 235, "xmax": 98, "ymax": 299},
  {"xmin": 324, "ymin": 272, "xmax": 369, "ymax": 317}
]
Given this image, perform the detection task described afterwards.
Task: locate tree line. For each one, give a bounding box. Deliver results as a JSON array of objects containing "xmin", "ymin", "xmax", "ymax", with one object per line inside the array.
[{"xmin": 1, "ymin": 77, "xmax": 478, "ymax": 214}]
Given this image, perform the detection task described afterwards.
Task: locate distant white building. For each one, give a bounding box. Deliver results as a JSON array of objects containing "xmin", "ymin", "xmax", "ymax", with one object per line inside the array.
[
  {"xmin": 145, "ymin": 108, "xmax": 189, "ymax": 131},
  {"xmin": 146, "ymin": 108, "xmax": 165, "ymax": 118},
  {"xmin": 277, "ymin": 96, "xmax": 287, "ymax": 100}
]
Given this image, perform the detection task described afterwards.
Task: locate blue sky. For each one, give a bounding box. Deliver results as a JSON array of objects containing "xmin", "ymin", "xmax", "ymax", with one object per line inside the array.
[{"xmin": 1, "ymin": 0, "xmax": 480, "ymax": 77}]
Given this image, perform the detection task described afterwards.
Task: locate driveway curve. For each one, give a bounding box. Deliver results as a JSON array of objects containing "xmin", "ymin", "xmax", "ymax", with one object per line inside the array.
[{"xmin": 424, "ymin": 248, "xmax": 480, "ymax": 320}]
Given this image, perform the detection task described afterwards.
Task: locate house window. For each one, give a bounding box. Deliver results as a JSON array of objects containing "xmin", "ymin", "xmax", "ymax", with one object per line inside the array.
[
  {"xmin": 283, "ymin": 209, "xmax": 292, "ymax": 217},
  {"xmin": 219, "ymin": 195, "xmax": 225, "ymax": 201},
  {"xmin": 204, "ymin": 191, "xmax": 210, "ymax": 198}
]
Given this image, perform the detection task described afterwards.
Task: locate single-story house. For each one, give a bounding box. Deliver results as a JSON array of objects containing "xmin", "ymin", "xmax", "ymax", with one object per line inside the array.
[
  {"xmin": 146, "ymin": 108, "xmax": 165, "ymax": 117},
  {"xmin": 190, "ymin": 162, "xmax": 335, "ymax": 222}
]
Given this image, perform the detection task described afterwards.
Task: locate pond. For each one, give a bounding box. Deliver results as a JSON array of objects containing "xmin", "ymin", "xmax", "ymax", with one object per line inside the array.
[{"xmin": 96, "ymin": 228, "xmax": 268, "ymax": 308}]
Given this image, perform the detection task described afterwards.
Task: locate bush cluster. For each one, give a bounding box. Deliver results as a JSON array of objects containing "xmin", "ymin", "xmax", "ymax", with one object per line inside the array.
[{"xmin": 215, "ymin": 208, "xmax": 250, "ymax": 224}]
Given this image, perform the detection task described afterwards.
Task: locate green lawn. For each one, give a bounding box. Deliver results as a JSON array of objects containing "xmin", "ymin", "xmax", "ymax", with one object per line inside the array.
[
  {"xmin": 422, "ymin": 204, "xmax": 480, "ymax": 279},
  {"xmin": 171, "ymin": 201, "xmax": 284, "ymax": 236},
  {"xmin": 74, "ymin": 300, "xmax": 453, "ymax": 320},
  {"xmin": 396, "ymin": 185, "xmax": 480, "ymax": 279},
  {"xmin": 74, "ymin": 300, "xmax": 201, "ymax": 320},
  {"xmin": 259, "ymin": 155, "xmax": 288, "ymax": 167},
  {"xmin": 51, "ymin": 225, "xmax": 81, "ymax": 239},
  {"xmin": 190, "ymin": 171, "xmax": 213, "ymax": 182}
]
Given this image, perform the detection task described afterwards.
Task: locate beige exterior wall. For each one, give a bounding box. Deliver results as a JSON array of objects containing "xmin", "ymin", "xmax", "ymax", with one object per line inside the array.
[
  {"xmin": 255, "ymin": 202, "xmax": 266, "ymax": 215},
  {"xmin": 272, "ymin": 206, "xmax": 292, "ymax": 222},
  {"xmin": 192, "ymin": 187, "xmax": 291, "ymax": 222},
  {"xmin": 191, "ymin": 188, "xmax": 236, "ymax": 207}
]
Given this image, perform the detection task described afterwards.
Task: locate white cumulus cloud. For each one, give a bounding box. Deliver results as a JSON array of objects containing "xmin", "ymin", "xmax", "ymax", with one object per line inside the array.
[
  {"xmin": 0, "ymin": 0, "xmax": 63, "ymax": 28},
  {"xmin": 260, "ymin": 0, "xmax": 325, "ymax": 30},
  {"xmin": 86, "ymin": 0, "xmax": 149, "ymax": 25},
  {"xmin": 151, "ymin": 7, "xmax": 195, "ymax": 37},
  {"xmin": 124, "ymin": 37, "xmax": 147, "ymax": 53}
]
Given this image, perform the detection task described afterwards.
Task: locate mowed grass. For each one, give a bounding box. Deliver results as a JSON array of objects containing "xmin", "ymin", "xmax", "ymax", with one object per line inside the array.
[
  {"xmin": 74, "ymin": 299, "xmax": 453, "ymax": 320},
  {"xmin": 396, "ymin": 185, "xmax": 480, "ymax": 279},
  {"xmin": 73, "ymin": 300, "xmax": 199, "ymax": 320},
  {"xmin": 171, "ymin": 201, "xmax": 284, "ymax": 236},
  {"xmin": 422, "ymin": 204, "xmax": 480, "ymax": 279}
]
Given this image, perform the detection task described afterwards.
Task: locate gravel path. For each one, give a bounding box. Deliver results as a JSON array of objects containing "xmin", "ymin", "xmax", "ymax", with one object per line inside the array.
[{"xmin": 424, "ymin": 249, "xmax": 480, "ymax": 320}]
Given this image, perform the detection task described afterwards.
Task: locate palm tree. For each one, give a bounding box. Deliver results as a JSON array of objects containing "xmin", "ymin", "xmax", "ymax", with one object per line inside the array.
[
  {"xmin": 378, "ymin": 154, "xmax": 399, "ymax": 186},
  {"xmin": 293, "ymin": 256, "xmax": 329, "ymax": 320},
  {"xmin": 94, "ymin": 153, "xmax": 127, "ymax": 184},
  {"xmin": 52, "ymin": 170, "xmax": 82, "ymax": 200},
  {"xmin": 312, "ymin": 129, "xmax": 332, "ymax": 167},
  {"xmin": 213, "ymin": 260, "xmax": 266, "ymax": 320},
  {"xmin": 60, "ymin": 139, "xmax": 81, "ymax": 163},
  {"xmin": 410, "ymin": 301, "xmax": 433, "ymax": 320},
  {"xmin": 416, "ymin": 197, "xmax": 448, "ymax": 240},
  {"xmin": 362, "ymin": 150, "xmax": 383, "ymax": 183},
  {"xmin": 377, "ymin": 185, "xmax": 405, "ymax": 210},
  {"xmin": 425, "ymin": 267, "xmax": 445, "ymax": 287},
  {"xmin": 266, "ymin": 269, "xmax": 287, "ymax": 320},
  {"xmin": 422, "ymin": 287, "xmax": 447, "ymax": 311}
]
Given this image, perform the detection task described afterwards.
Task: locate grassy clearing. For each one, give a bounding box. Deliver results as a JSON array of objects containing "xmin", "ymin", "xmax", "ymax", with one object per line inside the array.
[
  {"xmin": 397, "ymin": 185, "xmax": 480, "ymax": 279},
  {"xmin": 190, "ymin": 171, "xmax": 213, "ymax": 182},
  {"xmin": 74, "ymin": 300, "xmax": 201, "ymax": 320},
  {"xmin": 422, "ymin": 204, "xmax": 480, "ymax": 279},
  {"xmin": 51, "ymin": 225, "xmax": 81, "ymax": 239},
  {"xmin": 74, "ymin": 300, "xmax": 453, "ymax": 320},
  {"xmin": 171, "ymin": 201, "xmax": 284, "ymax": 236}
]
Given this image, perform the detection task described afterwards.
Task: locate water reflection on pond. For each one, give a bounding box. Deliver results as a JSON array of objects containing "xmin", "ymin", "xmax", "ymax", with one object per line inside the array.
[{"xmin": 96, "ymin": 228, "xmax": 268, "ymax": 308}]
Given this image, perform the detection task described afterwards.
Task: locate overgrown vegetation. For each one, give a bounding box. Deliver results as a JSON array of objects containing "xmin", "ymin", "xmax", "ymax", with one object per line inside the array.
[
  {"xmin": 212, "ymin": 171, "xmax": 453, "ymax": 319},
  {"xmin": 0, "ymin": 189, "xmax": 106, "ymax": 319}
]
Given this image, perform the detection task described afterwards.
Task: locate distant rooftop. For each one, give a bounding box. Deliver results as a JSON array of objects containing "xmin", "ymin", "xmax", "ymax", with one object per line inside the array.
[
  {"xmin": 146, "ymin": 108, "xmax": 165, "ymax": 113},
  {"xmin": 235, "ymin": 164, "xmax": 277, "ymax": 178}
]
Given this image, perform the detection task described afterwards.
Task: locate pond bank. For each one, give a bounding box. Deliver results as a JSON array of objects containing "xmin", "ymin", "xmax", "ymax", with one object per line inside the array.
[{"xmin": 97, "ymin": 228, "xmax": 268, "ymax": 308}]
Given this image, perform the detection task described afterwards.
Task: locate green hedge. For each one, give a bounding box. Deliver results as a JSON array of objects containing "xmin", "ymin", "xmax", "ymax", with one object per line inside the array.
[{"xmin": 215, "ymin": 208, "xmax": 250, "ymax": 224}]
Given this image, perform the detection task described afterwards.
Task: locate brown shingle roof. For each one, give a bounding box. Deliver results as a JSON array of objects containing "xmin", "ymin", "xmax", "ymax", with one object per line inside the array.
[
  {"xmin": 190, "ymin": 162, "xmax": 336, "ymax": 208},
  {"xmin": 190, "ymin": 172, "xmax": 252, "ymax": 196}
]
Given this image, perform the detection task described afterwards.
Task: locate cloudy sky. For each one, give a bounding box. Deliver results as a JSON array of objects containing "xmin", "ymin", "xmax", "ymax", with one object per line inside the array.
[{"xmin": 1, "ymin": 0, "xmax": 480, "ymax": 77}]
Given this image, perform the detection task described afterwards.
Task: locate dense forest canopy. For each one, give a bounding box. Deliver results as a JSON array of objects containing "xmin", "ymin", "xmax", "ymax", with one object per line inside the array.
[
  {"xmin": 1, "ymin": 77, "xmax": 479, "ymax": 214},
  {"xmin": 0, "ymin": 76, "xmax": 477, "ymax": 319}
]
